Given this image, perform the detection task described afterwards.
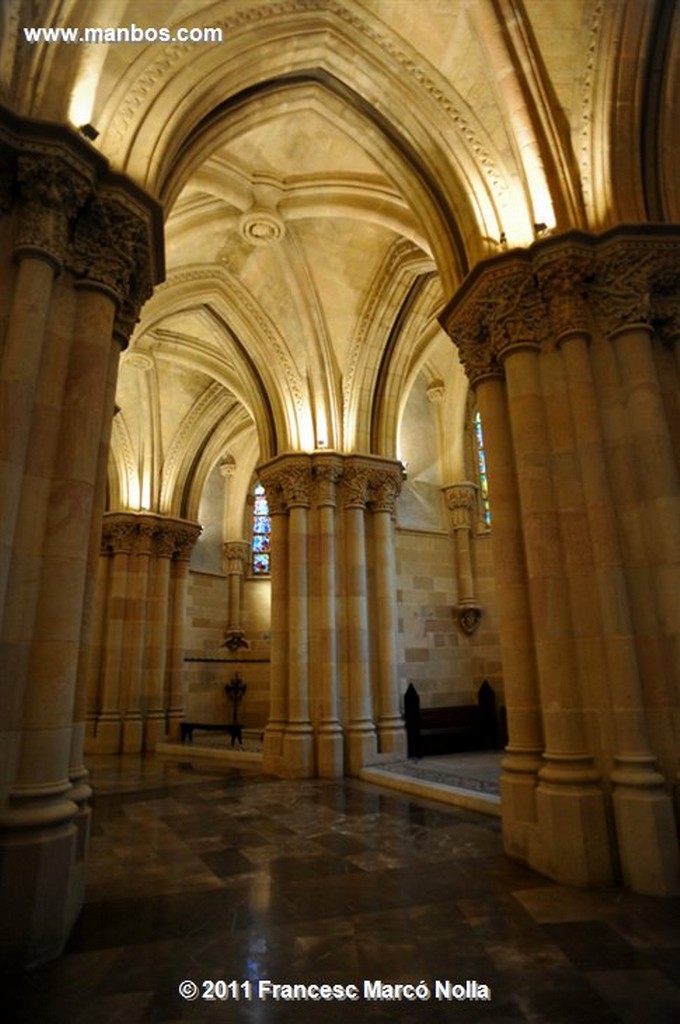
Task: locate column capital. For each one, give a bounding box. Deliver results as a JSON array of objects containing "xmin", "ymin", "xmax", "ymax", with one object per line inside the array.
[
  {"xmin": 534, "ymin": 247, "xmax": 594, "ymax": 339},
  {"xmin": 101, "ymin": 512, "xmax": 201, "ymax": 560},
  {"xmin": 442, "ymin": 482, "xmax": 477, "ymax": 530},
  {"xmin": 441, "ymin": 227, "xmax": 680, "ymax": 378},
  {"xmin": 311, "ymin": 453, "xmax": 343, "ymax": 507},
  {"xmin": 0, "ymin": 105, "xmax": 164, "ymax": 342},
  {"xmin": 14, "ymin": 150, "xmax": 93, "ymax": 272},
  {"xmin": 224, "ymin": 540, "xmax": 250, "ymax": 569}
]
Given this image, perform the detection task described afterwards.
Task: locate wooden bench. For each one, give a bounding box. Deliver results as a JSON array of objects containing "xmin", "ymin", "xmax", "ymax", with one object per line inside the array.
[
  {"xmin": 404, "ymin": 680, "xmax": 503, "ymax": 758},
  {"xmin": 180, "ymin": 722, "xmax": 242, "ymax": 746}
]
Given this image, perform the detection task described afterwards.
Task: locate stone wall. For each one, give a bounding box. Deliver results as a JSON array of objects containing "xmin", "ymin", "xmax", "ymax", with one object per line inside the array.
[
  {"xmin": 184, "ymin": 570, "xmax": 271, "ymax": 729},
  {"xmin": 395, "ymin": 526, "xmax": 502, "ymax": 710}
]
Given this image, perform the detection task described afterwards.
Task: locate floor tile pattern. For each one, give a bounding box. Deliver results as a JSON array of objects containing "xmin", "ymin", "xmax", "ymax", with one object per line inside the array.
[{"xmin": 6, "ymin": 756, "xmax": 680, "ymax": 1023}]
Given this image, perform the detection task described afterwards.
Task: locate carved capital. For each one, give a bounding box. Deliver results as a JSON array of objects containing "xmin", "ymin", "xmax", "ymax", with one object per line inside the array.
[
  {"xmin": 535, "ymin": 248, "xmax": 594, "ymax": 338},
  {"xmin": 368, "ymin": 467, "xmax": 403, "ymax": 514},
  {"xmin": 224, "ymin": 540, "xmax": 250, "ymax": 572},
  {"xmin": 15, "ymin": 152, "xmax": 92, "ymax": 270},
  {"xmin": 219, "ymin": 455, "xmax": 236, "ymax": 479},
  {"xmin": 443, "ymin": 483, "xmax": 477, "ymax": 530},
  {"xmin": 340, "ymin": 464, "xmax": 372, "ymax": 509},
  {"xmin": 101, "ymin": 512, "xmax": 201, "ymax": 560},
  {"xmin": 426, "ymin": 380, "xmax": 446, "ymax": 404},
  {"xmin": 257, "ymin": 468, "xmax": 287, "ymax": 515},
  {"xmin": 173, "ymin": 522, "xmax": 202, "ymax": 561},
  {"xmin": 279, "ymin": 458, "xmax": 312, "ymax": 508},
  {"xmin": 101, "ymin": 513, "xmax": 138, "ymax": 555},
  {"xmin": 312, "ymin": 455, "xmax": 343, "ymax": 507}
]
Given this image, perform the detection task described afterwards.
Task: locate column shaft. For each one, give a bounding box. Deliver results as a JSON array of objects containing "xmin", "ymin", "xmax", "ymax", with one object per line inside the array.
[{"xmin": 476, "ymin": 376, "xmax": 543, "ymax": 848}]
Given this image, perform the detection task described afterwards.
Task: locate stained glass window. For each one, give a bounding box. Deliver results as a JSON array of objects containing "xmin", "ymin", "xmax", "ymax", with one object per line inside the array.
[
  {"xmin": 474, "ymin": 410, "xmax": 491, "ymax": 527},
  {"xmin": 251, "ymin": 481, "xmax": 271, "ymax": 574}
]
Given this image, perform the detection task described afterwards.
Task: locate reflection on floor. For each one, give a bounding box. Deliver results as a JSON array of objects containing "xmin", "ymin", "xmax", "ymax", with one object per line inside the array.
[{"xmin": 7, "ymin": 755, "xmax": 680, "ymax": 1023}]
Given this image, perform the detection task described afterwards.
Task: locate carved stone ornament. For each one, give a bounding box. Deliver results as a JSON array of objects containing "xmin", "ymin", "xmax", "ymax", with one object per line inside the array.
[
  {"xmin": 534, "ymin": 248, "xmax": 594, "ymax": 338},
  {"xmin": 15, "ymin": 152, "xmax": 92, "ymax": 269},
  {"xmin": 443, "ymin": 483, "xmax": 477, "ymax": 530},
  {"xmin": 224, "ymin": 541, "xmax": 250, "ymax": 569},
  {"xmin": 368, "ymin": 467, "xmax": 403, "ymax": 514},
  {"xmin": 312, "ymin": 456, "xmax": 343, "ymax": 507},
  {"xmin": 279, "ymin": 459, "xmax": 312, "ymax": 508},
  {"xmin": 101, "ymin": 512, "xmax": 201, "ymax": 560},
  {"xmin": 457, "ymin": 604, "xmax": 482, "ymax": 635},
  {"xmin": 239, "ymin": 207, "xmax": 285, "ymax": 246},
  {"xmin": 224, "ymin": 630, "xmax": 249, "ymax": 652},
  {"xmin": 442, "ymin": 229, "xmax": 680, "ymax": 383},
  {"xmin": 340, "ymin": 465, "xmax": 372, "ymax": 509}
]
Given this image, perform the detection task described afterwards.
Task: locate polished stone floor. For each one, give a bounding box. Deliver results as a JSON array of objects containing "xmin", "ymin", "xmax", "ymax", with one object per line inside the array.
[{"xmin": 7, "ymin": 755, "xmax": 680, "ymax": 1023}]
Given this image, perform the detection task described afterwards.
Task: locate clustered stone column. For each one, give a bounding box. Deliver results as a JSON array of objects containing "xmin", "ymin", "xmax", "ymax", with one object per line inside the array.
[
  {"xmin": 441, "ymin": 226, "xmax": 680, "ymax": 896},
  {"xmin": 85, "ymin": 513, "xmax": 201, "ymax": 752},
  {"xmin": 0, "ymin": 107, "xmax": 163, "ymax": 967},
  {"xmin": 442, "ymin": 482, "xmax": 482, "ymax": 634},
  {"xmin": 259, "ymin": 453, "xmax": 405, "ymax": 778}
]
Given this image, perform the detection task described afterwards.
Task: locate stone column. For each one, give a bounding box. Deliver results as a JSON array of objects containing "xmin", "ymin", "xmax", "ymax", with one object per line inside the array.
[
  {"xmin": 441, "ymin": 228, "xmax": 680, "ymax": 896},
  {"xmin": 500, "ymin": 327, "xmax": 612, "ymax": 887},
  {"xmin": 143, "ymin": 526, "xmax": 173, "ymax": 749},
  {"xmin": 258, "ymin": 466, "xmax": 288, "ymax": 774},
  {"xmin": 278, "ymin": 459, "xmax": 314, "ymax": 777},
  {"xmin": 312, "ymin": 454, "xmax": 344, "ymax": 777},
  {"xmin": 70, "ymin": 337, "xmax": 121, "ymax": 872},
  {"xmin": 121, "ymin": 518, "xmax": 154, "ymax": 752},
  {"xmin": 223, "ymin": 540, "xmax": 250, "ymax": 651},
  {"xmin": 589, "ymin": 247, "xmax": 680, "ymax": 894},
  {"xmin": 0, "ymin": 153, "xmax": 88, "ymax": 626},
  {"xmin": 0, "ymin": 106, "xmax": 164, "ymax": 968},
  {"xmin": 341, "ymin": 460, "xmax": 377, "ymax": 773},
  {"xmin": 369, "ymin": 463, "xmax": 406, "ymax": 757},
  {"xmin": 92, "ymin": 516, "xmax": 136, "ymax": 752},
  {"xmin": 166, "ymin": 523, "xmax": 201, "ymax": 740},
  {"xmin": 476, "ymin": 373, "xmax": 544, "ymax": 853},
  {"xmin": 443, "ymin": 482, "xmax": 482, "ymax": 635}
]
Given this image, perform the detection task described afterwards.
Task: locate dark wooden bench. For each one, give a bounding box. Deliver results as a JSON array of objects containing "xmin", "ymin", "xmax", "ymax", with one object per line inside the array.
[
  {"xmin": 180, "ymin": 722, "xmax": 242, "ymax": 746},
  {"xmin": 404, "ymin": 680, "xmax": 503, "ymax": 758}
]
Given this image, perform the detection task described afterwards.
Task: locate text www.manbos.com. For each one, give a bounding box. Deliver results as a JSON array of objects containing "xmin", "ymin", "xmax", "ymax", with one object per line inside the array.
[{"xmin": 22, "ymin": 24, "xmax": 223, "ymax": 44}]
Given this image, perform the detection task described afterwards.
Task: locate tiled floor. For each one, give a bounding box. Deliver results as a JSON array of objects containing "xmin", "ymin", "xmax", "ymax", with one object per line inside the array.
[{"xmin": 7, "ymin": 755, "xmax": 680, "ymax": 1023}]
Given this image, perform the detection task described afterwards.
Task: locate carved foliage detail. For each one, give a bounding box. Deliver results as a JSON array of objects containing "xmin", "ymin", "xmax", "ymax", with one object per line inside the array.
[{"xmin": 101, "ymin": 513, "xmax": 201, "ymax": 559}]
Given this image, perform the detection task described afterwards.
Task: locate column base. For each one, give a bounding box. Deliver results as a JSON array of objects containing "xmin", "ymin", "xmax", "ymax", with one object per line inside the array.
[
  {"xmin": 612, "ymin": 759, "xmax": 680, "ymax": 895},
  {"xmin": 0, "ymin": 820, "xmax": 79, "ymax": 969},
  {"xmin": 316, "ymin": 723, "xmax": 344, "ymax": 778},
  {"xmin": 166, "ymin": 709, "xmax": 184, "ymax": 742},
  {"xmin": 282, "ymin": 724, "xmax": 315, "ymax": 778},
  {"xmin": 533, "ymin": 773, "xmax": 614, "ymax": 887},
  {"xmin": 144, "ymin": 712, "xmax": 167, "ymax": 750},
  {"xmin": 500, "ymin": 748, "xmax": 542, "ymax": 860},
  {"xmin": 377, "ymin": 717, "xmax": 407, "ymax": 758},
  {"xmin": 122, "ymin": 713, "xmax": 144, "ymax": 753},
  {"xmin": 85, "ymin": 712, "xmax": 121, "ymax": 754},
  {"xmin": 346, "ymin": 723, "xmax": 378, "ymax": 775},
  {"xmin": 262, "ymin": 722, "xmax": 286, "ymax": 775}
]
